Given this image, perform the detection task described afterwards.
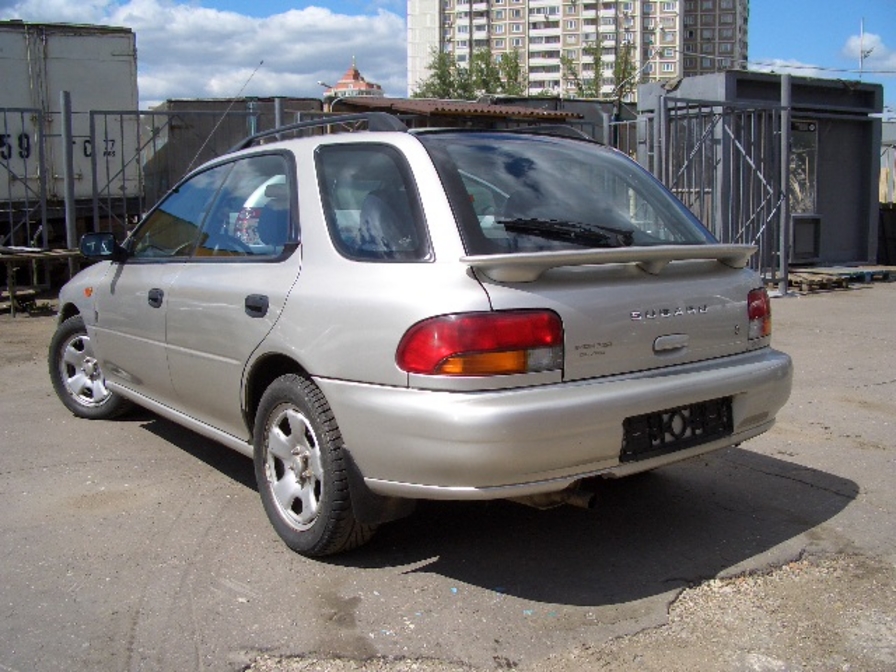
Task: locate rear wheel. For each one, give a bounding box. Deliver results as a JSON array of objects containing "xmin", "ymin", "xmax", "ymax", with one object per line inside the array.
[
  {"xmin": 253, "ymin": 374, "xmax": 376, "ymax": 556},
  {"xmin": 48, "ymin": 315, "xmax": 132, "ymax": 419}
]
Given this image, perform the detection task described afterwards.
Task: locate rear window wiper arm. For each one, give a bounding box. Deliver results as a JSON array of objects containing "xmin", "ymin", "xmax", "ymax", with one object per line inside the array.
[{"xmin": 497, "ymin": 218, "xmax": 634, "ymax": 248}]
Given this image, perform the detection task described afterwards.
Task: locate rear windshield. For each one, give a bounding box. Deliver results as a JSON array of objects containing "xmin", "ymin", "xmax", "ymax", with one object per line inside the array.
[{"xmin": 417, "ymin": 132, "xmax": 715, "ymax": 256}]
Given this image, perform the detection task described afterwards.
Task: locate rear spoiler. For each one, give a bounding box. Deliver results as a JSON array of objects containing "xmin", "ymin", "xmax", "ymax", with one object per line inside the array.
[{"xmin": 462, "ymin": 244, "xmax": 757, "ymax": 282}]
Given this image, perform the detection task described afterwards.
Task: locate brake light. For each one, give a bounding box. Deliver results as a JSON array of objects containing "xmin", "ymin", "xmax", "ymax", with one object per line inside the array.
[
  {"xmin": 396, "ymin": 310, "xmax": 564, "ymax": 376},
  {"xmin": 747, "ymin": 288, "xmax": 772, "ymax": 339}
]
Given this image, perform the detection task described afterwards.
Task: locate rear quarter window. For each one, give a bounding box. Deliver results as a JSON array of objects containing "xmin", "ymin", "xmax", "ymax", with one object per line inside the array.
[{"xmin": 316, "ymin": 144, "xmax": 431, "ymax": 262}]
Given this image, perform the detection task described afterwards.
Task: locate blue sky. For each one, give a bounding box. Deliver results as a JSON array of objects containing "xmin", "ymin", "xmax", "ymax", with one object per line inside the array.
[{"xmin": 0, "ymin": 0, "xmax": 893, "ymax": 113}]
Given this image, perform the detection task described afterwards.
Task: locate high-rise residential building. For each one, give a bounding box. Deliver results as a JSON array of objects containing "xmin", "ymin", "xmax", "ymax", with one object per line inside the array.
[{"xmin": 407, "ymin": 0, "xmax": 749, "ymax": 99}]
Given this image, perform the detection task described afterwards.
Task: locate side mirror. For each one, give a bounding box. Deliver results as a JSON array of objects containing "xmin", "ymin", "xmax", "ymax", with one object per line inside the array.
[{"xmin": 79, "ymin": 232, "xmax": 127, "ymax": 262}]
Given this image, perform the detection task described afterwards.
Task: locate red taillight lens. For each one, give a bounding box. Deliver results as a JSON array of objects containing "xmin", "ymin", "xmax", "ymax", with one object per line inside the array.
[
  {"xmin": 396, "ymin": 310, "xmax": 564, "ymax": 376},
  {"xmin": 748, "ymin": 288, "xmax": 772, "ymax": 339}
]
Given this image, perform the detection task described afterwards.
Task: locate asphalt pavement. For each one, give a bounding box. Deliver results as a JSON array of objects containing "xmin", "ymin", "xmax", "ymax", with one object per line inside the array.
[{"xmin": 0, "ymin": 282, "xmax": 893, "ymax": 672}]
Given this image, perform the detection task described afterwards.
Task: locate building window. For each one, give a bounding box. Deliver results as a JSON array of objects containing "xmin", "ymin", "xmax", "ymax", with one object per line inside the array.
[
  {"xmin": 511, "ymin": 8, "xmax": 522, "ymax": 17},
  {"xmin": 511, "ymin": 23, "xmax": 523, "ymax": 32},
  {"xmin": 661, "ymin": 1, "xmax": 676, "ymax": 10},
  {"xmin": 566, "ymin": 34, "xmax": 578, "ymax": 43},
  {"xmin": 511, "ymin": 37, "xmax": 524, "ymax": 46},
  {"xmin": 662, "ymin": 62, "xmax": 675, "ymax": 72},
  {"xmin": 492, "ymin": 9, "xmax": 505, "ymax": 18},
  {"xmin": 493, "ymin": 24, "xmax": 505, "ymax": 33},
  {"xmin": 643, "ymin": 2, "xmax": 654, "ymax": 13},
  {"xmin": 719, "ymin": 12, "xmax": 734, "ymax": 23},
  {"xmin": 566, "ymin": 19, "xmax": 578, "ymax": 29},
  {"xmin": 719, "ymin": 42, "xmax": 732, "ymax": 53},
  {"xmin": 493, "ymin": 38, "xmax": 505, "ymax": 48},
  {"xmin": 701, "ymin": 0, "xmax": 713, "ymax": 8},
  {"xmin": 701, "ymin": 28, "xmax": 714, "ymax": 39}
]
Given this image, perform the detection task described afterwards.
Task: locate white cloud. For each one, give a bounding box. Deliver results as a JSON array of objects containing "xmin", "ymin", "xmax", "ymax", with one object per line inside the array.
[
  {"xmin": 843, "ymin": 32, "xmax": 896, "ymax": 71},
  {"xmin": 0, "ymin": 0, "xmax": 408, "ymax": 107}
]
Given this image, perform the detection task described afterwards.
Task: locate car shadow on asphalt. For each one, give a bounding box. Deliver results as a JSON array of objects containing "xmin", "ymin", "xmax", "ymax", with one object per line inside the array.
[
  {"xmin": 134, "ymin": 413, "xmax": 259, "ymax": 490},
  {"xmin": 343, "ymin": 447, "xmax": 859, "ymax": 607},
  {"xmin": 133, "ymin": 411, "xmax": 858, "ymax": 608}
]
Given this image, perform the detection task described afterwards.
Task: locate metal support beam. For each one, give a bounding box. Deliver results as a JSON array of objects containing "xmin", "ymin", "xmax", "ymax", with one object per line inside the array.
[
  {"xmin": 778, "ymin": 75, "xmax": 791, "ymax": 293},
  {"xmin": 60, "ymin": 91, "xmax": 77, "ymax": 276}
]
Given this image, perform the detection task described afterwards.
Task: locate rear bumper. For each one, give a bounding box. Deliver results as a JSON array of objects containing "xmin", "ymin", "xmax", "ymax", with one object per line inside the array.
[{"xmin": 315, "ymin": 348, "xmax": 792, "ymax": 500}]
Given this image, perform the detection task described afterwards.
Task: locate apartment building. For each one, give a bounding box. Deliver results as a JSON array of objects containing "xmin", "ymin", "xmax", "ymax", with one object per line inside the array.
[{"xmin": 407, "ymin": 0, "xmax": 749, "ymax": 99}]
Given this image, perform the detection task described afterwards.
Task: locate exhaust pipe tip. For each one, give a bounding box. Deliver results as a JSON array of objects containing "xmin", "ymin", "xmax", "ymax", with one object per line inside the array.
[{"xmin": 508, "ymin": 485, "xmax": 597, "ymax": 511}]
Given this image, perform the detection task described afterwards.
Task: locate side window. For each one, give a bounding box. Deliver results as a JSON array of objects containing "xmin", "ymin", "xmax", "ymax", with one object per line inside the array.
[
  {"xmin": 193, "ymin": 154, "xmax": 294, "ymax": 258},
  {"xmin": 131, "ymin": 163, "xmax": 231, "ymax": 258},
  {"xmin": 317, "ymin": 144, "xmax": 430, "ymax": 262}
]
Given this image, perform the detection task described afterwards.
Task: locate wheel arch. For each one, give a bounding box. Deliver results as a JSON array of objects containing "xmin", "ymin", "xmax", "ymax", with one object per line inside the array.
[
  {"xmin": 244, "ymin": 355, "xmax": 417, "ymax": 528},
  {"xmin": 243, "ymin": 352, "xmax": 308, "ymax": 436},
  {"xmin": 57, "ymin": 301, "xmax": 81, "ymax": 323}
]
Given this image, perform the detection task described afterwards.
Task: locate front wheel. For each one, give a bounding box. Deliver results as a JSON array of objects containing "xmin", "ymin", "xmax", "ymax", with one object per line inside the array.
[
  {"xmin": 253, "ymin": 374, "xmax": 376, "ymax": 556},
  {"xmin": 48, "ymin": 315, "xmax": 132, "ymax": 419}
]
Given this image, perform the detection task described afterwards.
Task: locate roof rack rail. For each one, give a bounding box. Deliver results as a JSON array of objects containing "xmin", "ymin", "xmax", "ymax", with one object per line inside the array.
[
  {"xmin": 229, "ymin": 112, "xmax": 408, "ymax": 152},
  {"xmin": 505, "ymin": 124, "xmax": 599, "ymax": 143}
]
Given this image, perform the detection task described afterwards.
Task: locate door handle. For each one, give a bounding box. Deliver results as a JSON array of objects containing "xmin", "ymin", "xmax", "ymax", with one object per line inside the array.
[
  {"xmin": 147, "ymin": 288, "xmax": 164, "ymax": 308},
  {"xmin": 245, "ymin": 294, "xmax": 269, "ymax": 318}
]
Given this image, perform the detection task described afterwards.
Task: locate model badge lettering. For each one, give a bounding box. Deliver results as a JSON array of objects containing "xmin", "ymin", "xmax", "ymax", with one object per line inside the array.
[{"xmin": 630, "ymin": 305, "xmax": 708, "ymax": 321}]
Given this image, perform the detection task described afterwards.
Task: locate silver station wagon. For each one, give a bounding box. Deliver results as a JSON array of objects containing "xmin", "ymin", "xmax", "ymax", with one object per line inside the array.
[{"xmin": 49, "ymin": 113, "xmax": 793, "ymax": 556}]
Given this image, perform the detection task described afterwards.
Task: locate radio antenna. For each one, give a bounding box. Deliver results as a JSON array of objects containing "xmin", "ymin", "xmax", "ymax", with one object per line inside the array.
[{"xmin": 185, "ymin": 59, "xmax": 264, "ymax": 172}]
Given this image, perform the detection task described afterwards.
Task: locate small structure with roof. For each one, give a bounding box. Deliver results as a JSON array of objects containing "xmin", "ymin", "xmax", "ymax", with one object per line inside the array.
[{"xmin": 320, "ymin": 60, "xmax": 384, "ymax": 100}]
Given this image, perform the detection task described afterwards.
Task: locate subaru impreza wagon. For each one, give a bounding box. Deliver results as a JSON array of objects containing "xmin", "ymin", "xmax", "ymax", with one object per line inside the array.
[{"xmin": 49, "ymin": 113, "xmax": 792, "ymax": 556}]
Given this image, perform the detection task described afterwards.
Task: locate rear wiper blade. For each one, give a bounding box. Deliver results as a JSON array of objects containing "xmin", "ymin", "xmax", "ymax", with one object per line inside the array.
[{"xmin": 497, "ymin": 218, "xmax": 634, "ymax": 247}]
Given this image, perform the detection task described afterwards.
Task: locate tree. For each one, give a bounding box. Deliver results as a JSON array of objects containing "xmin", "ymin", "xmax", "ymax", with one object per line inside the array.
[
  {"xmin": 412, "ymin": 47, "xmax": 528, "ymax": 99},
  {"xmin": 613, "ymin": 41, "xmax": 638, "ymax": 105},
  {"xmin": 412, "ymin": 49, "xmax": 457, "ymax": 99},
  {"xmin": 496, "ymin": 50, "xmax": 527, "ymax": 96},
  {"xmin": 470, "ymin": 47, "xmax": 503, "ymax": 95}
]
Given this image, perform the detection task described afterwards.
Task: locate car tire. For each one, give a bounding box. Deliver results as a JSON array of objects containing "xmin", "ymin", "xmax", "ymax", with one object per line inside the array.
[
  {"xmin": 48, "ymin": 314, "xmax": 132, "ymax": 420},
  {"xmin": 253, "ymin": 374, "xmax": 377, "ymax": 556}
]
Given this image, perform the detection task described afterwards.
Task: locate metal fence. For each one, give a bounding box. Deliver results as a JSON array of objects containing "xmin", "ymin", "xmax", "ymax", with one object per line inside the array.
[
  {"xmin": 4, "ymin": 97, "xmax": 792, "ymax": 287},
  {"xmin": 1, "ymin": 107, "xmax": 47, "ymax": 248}
]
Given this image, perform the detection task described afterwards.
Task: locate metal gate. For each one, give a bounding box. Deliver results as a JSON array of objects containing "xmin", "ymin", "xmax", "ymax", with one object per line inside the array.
[
  {"xmin": 1, "ymin": 107, "xmax": 47, "ymax": 248},
  {"xmin": 89, "ymin": 108, "xmax": 279, "ymax": 235},
  {"xmin": 654, "ymin": 98, "xmax": 788, "ymax": 279}
]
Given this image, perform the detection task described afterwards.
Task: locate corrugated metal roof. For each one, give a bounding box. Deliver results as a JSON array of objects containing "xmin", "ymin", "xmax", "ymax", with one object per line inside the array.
[{"xmin": 331, "ymin": 96, "xmax": 582, "ymax": 121}]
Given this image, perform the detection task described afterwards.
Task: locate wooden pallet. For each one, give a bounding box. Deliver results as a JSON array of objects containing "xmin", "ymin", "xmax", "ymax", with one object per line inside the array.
[
  {"xmin": 787, "ymin": 272, "xmax": 851, "ymax": 293},
  {"xmin": 796, "ymin": 266, "xmax": 893, "ymax": 284}
]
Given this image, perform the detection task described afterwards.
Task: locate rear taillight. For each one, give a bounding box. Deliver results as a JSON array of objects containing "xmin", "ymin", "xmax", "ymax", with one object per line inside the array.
[
  {"xmin": 396, "ymin": 310, "xmax": 564, "ymax": 376},
  {"xmin": 748, "ymin": 288, "xmax": 772, "ymax": 339}
]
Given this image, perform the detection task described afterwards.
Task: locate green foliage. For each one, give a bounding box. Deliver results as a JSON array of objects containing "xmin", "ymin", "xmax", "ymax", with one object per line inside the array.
[
  {"xmin": 613, "ymin": 42, "xmax": 638, "ymax": 103},
  {"xmin": 412, "ymin": 47, "xmax": 528, "ymax": 99}
]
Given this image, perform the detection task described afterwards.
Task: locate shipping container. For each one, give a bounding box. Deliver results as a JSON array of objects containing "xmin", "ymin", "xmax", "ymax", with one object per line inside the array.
[{"xmin": 0, "ymin": 21, "xmax": 139, "ymax": 208}]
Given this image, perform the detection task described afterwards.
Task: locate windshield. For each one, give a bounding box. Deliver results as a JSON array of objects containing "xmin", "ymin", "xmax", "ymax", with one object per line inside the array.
[{"xmin": 417, "ymin": 132, "xmax": 715, "ymax": 255}]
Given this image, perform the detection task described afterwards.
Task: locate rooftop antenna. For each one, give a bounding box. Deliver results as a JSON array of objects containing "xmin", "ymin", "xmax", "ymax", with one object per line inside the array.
[
  {"xmin": 186, "ymin": 60, "xmax": 264, "ymax": 172},
  {"xmin": 859, "ymin": 18, "xmax": 874, "ymax": 79}
]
